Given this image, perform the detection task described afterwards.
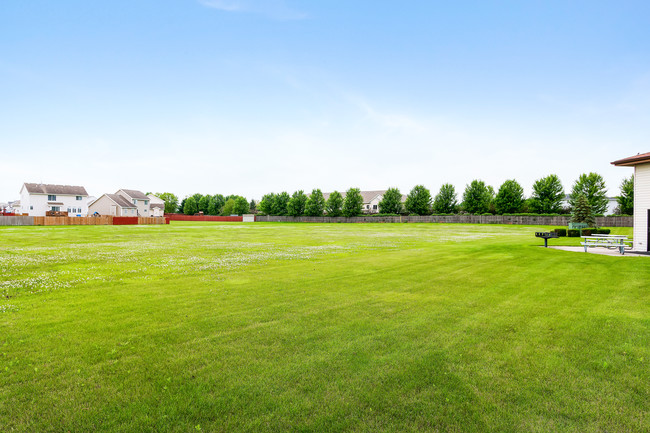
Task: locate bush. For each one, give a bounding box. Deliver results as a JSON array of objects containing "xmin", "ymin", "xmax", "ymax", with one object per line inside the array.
[
  {"xmin": 553, "ymin": 228, "xmax": 567, "ymax": 237},
  {"xmin": 581, "ymin": 228, "xmax": 592, "ymax": 236},
  {"xmin": 593, "ymin": 228, "xmax": 611, "ymax": 235},
  {"xmin": 568, "ymin": 229, "xmax": 580, "ymax": 237}
]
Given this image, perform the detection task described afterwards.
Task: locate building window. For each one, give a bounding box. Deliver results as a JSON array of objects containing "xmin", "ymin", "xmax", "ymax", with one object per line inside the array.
[
  {"xmin": 48, "ymin": 195, "xmax": 56, "ymax": 201},
  {"xmin": 373, "ymin": 205, "xmax": 378, "ymax": 210},
  {"xmin": 30, "ymin": 206, "xmax": 33, "ymax": 210},
  {"xmin": 133, "ymin": 199, "xmax": 137, "ymax": 205},
  {"xmin": 76, "ymin": 196, "xmax": 82, "ymax": 200},
  {"xmin": 144, "ymin": 209, "xmax": 147, "ymax": 213},
  {"xmin": 52, "ymin": 206, "xmax": 60, "ymax": 211},
  {"xmin": 67, "ymin": 208, "xmax": 71, "ymax": 213},
  {"xmin": 144, "ymin": 200, "xmax": 149, "ymax": 205}
]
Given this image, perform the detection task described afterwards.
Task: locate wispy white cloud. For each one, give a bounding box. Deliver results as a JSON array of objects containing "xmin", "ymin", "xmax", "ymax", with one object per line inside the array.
[
  {"xmin": 345, "ymin": 94, "xmax": 427, "ymax": 133},
  {"xmin": 199, "ymin": 0, "xmax": 307, "ymax": 20}
]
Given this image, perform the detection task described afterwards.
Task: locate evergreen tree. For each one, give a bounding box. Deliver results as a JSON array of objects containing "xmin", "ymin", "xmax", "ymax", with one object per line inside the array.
[
  {"xmin": 305, "ymin": 189, "xmax": 325, "ymax": 217},
  {"xmin": 569, "ymin": 172, "xmax": 608, "ymax": 215},
  {"xmin": 432, "ymin": 184, "xmax": 457, "ymax": 214},
  {"xmin": 571, "ymin": 194, "xmax": 595, "ymax": 227},
  {"xmin": 249, "ymin": 199, "xmax": 257, "ymax": 213},
  {"xmin": 378, "ymin": 187, "xmax": 403, "ymax": 214},
  {"xmin": 326, "ymin": 191, "xmax": 343, "ymax": 217},
  {"xmin": 617, "ymin": 175, "xmax": 634, "ymax": 215},
  {"xmin": 183, "ymin": 196, "xmax": 198, "ymax": 215},
  {"xmin": 462, "ymin": 180, "xmax": 493, "ymax": 214},
  {"xmin": 404, "ymin": 185, "xmax": 431, "ymax": 215},
  {"xmin": 287, "ymin": 190, "xmax": 307, "ymax": 217},
  {"xmin": 530, "ymin": 174, "xmax": 564, "ymax": 214},
  {"xmin": 494, "ymin": 180, "xmax": 524, "ymax": 214},
  {"xmin": 342, "ymin": 188, "xmax": 363, "ymax": 217}
]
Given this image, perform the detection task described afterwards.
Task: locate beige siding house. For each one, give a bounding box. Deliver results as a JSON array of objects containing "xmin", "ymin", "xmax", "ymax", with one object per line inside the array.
[
  {"xmin": 88, "ymin": 194, "xmax": 137, "ymax": 216},
  {"xmin": 147, "ymin": 194, "xmax": 165, "ymax": 217},
  {"xmin": 612, "ymin": 152, "xmax": 650, "ymax": 251}
]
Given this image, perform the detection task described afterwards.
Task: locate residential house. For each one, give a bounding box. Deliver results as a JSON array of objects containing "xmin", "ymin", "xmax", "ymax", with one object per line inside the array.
[
  {"xmin": 89, "ymin": 189, "xmax": 156, "ymax": 217},
  {"xmin": 612, "ymin": 152, "xmax": 650, "ymax": 251},
  {"xmin": 19, "ymin": 183, "xmax": 89, "ymax": 216},
  {"xmin": 147, "ymin": 194, "xmax": 165, "ymax": 217},
  {"xmin": 88, "ymin": 193, "xmax": 137, "ymax": 216}
]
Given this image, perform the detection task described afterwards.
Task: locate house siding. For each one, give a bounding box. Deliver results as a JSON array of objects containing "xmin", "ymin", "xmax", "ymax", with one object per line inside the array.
[
  {"xmin": 20, "ymin": 186, "xmax": 89, "ymax": 216},
  {"xmin": 633, "ymin": 163, "xmax": 650, "ymax": 251}
]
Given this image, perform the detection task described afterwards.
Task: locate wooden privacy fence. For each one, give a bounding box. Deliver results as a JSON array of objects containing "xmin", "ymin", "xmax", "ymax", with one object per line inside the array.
[
  {"xmin": 26, "ymin": 216, "xmax": 168, "ymax": 226},
  {"xmin": 33, "ymin": 216, "xmax": 113, "ymax": 226},
  {"xmin": 254, "ymin": 215, "xmax": 633, "ymax": 227}
]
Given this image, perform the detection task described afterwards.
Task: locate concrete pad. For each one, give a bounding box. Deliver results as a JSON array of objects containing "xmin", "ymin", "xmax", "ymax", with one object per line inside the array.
[{"xmin": 547, "ymin": 246, "xmax": 647, "ymax": 257}]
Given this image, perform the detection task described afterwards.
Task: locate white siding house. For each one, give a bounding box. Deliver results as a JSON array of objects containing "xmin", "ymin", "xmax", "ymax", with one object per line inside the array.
[
  {"xmin": 612, "ymin": 153, "xmax": 650, "ymax": 252},
  {"xmin": 19, "ymin": 183, "xmax": 89, "ymax": 216}
]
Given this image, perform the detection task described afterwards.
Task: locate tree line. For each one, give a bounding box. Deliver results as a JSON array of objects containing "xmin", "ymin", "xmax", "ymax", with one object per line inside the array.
[
  {"xmin": 153, "ymin": 172, "xmax": 634, "ymax": 217},
  {"xmin": 152, "ymin": 193, "xmax": 256, "ymax": 216}
]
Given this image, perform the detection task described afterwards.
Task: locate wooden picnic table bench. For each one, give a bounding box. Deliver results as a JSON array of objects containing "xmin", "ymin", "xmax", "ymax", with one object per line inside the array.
[{"xmin": 580, "ymin": 235, "xmax": 631, "ymax": 255}]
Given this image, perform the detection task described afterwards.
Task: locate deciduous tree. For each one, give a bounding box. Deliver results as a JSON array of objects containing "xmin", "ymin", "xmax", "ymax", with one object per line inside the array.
[
  {"xmin": 183, "ymin": 196, "xmax": 198, "ymax": 215},
  {"xmin": 156, "ymin": 192, "xmax": 179, "ymax": 214},
  {"xmin": 287, "ymin": 190, "xmax": 307, "ymax": 217},
  {"xmin": 378, "ymin": 187, "xmax": 403, "ymax": 214},
  {"xmin": 617, "ymin": 175, "xmax": 633, "ymax": 215},
  {"xmin": 326, "ymin": 191, "xmax": 343, "ymax": 217},
  {"xmin": 233, "ymin": 197, "xmax": 249, "ymax": 215},
  {"xmin": 530, "ymin": 174, "xmax": 564, "ymax": 214},
  {"xmin": 494, "ymin": 180, "xmax": 524, "ymax": 214},
  {"xmin": 432, "ymin": 184, "xmax": 457, "ymax": 214},
  {"xmin": 305, "ymin": 189, "xmax": 325, "ymax": 217},
  {"xmin": 404, "ymin": 185, "xmax": 431, "ymax": 215},
  {"xmin": 342, "ymin": 188, "xmax": 363, "ymax": 217},
  {"xmin": 569, "ymin": 172, "xmax": 608, "ymax": 215},
  {"xmin": 272, "ymin": 192, "xmax": 291, "ymax": 216},
  {"xmin": 462, "ymin": 180, "xmax": 493, "ymax": 214},
  {"xmin": 221, "ymin": 198, "xmax": 235, "ymax": 216}
]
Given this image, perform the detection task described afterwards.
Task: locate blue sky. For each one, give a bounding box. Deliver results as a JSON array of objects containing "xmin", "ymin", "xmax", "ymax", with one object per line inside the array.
[{"xmin": 2, "ymin": 0, "xmax": 649, "ymax": 202}]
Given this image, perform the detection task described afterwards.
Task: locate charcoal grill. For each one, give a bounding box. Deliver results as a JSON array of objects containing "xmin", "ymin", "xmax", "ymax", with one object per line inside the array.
[{"xmin": 535, "ymin": 231, "xmax": 558, "ymax": 248}]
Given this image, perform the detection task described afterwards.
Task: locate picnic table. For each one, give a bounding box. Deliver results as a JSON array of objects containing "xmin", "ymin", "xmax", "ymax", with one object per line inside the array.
[{"xmin": 580, "ymin": 235, "xmax": 631, "ymax": 255}]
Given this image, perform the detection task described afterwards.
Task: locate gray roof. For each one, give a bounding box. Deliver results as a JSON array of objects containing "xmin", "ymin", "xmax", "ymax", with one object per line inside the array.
[
  {"xmin": 118, "ymin": 189, "xmax": 149, "ymax": 200},
  {"xmin": 150, "ymin": 203, "xmax": 164, "ymax": 210},
  {"xmin": 322, "ymin": 190, "xmax": 407, "ymax": 203},
  {"xmin": 23, "ymin": 183, "xmax": 88, "ymax": 196},
  {"xmin": 107, "ymin": 194, "xmax": 137, "ymax": 208}
]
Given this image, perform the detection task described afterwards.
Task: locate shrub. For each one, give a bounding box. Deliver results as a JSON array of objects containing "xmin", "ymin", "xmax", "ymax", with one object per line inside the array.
[
  {"xmin": 567, "ymin": 229, "xmax": 580, "ymax": 237},
  {"xmin": 581, "ymin": 228, "xmax": 592, "ymax": 236},
  {"xmin": 593, "ymin": 228, "xmax": 611, "ymax": 235},
  {"xmin": 554, "ymin": 228, "xmax": 567, "ymax": 237}
]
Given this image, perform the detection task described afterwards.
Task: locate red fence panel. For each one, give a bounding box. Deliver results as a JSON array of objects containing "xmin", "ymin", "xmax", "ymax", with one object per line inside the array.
[{"xmin": 113, "ymin": 217, "xmax": 139, "ymax": 225}]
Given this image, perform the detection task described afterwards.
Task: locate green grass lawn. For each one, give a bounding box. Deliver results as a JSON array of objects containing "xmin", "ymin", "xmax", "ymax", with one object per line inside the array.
[{"xmin": 1, "ymin": 222, "xmax": 648, "ymax": 432}]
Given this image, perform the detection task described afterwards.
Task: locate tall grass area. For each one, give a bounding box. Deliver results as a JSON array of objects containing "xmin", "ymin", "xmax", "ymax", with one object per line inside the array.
[{"xmin": 1, "ymin": 222, "xmax": 647, "ymax": 432}]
